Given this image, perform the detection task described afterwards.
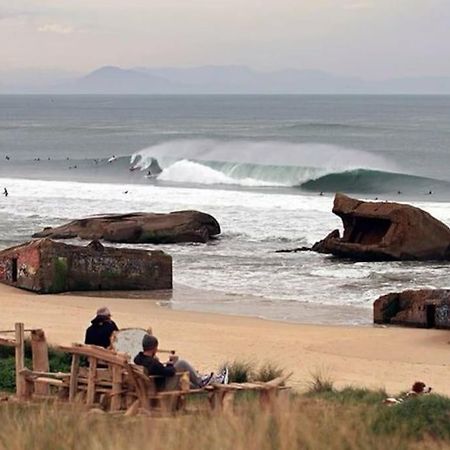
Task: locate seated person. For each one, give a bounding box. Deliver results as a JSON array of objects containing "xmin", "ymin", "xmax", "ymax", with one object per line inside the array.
[
  {"xmin": 84, "ymin": 307, "xmax": 119, "ymax": 349},
  {"xmin": 134, "ymin": 334, "xmax": 228, "ymax": 390}
]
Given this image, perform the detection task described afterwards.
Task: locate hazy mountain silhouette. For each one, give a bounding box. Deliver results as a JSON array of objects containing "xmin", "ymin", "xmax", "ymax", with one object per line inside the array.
[{"xmin": 1, "ymin": 65, "xmax": 450, "ymax": 94}]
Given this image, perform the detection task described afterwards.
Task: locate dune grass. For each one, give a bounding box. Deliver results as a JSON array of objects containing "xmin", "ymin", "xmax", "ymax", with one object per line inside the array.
[
  {"xmin": 0, "ymin": 391, "xmax": 449, "ymax": 450},
  {"xmin": 219, "ymin": 359, "xmax": 285, "ymax": 383},
  {"xmin": 1, "ymin": 354, "xmax": 450, "ymax": 449}
]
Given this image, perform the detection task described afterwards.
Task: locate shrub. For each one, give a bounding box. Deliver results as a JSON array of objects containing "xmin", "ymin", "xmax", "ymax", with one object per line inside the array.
[
  {"xmin": 307, "ymin": 370, "xmax": 334, "ymax": 394},
  {"xmin": 373, "ymin": 394, "xmax": 450, "ymax": 440},
  {"xmin": 219, "ymin": 360, "xmax": 255, "ymax": 383},
  {"xmin": 254, "ymin": 362, "xmax": 284, "ymax": 382},
  {"xmin": 0, "ymin": 341, "xmax": 71, "ymax": 392}
]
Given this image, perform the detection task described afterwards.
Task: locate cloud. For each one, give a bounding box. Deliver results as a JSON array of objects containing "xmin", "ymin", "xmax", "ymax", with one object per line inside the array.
[{"xmin": 37, "ymin": 23, "xmax": 74, "ymax": 34}]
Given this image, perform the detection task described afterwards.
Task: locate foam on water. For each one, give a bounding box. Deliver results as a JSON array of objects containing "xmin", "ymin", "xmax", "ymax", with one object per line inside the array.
[
  {"xmin": 1, "ymin": 176, "xmax": 449, "ymax": 324},
  {"xmin": 157, "ymin": 159, "xmax": 280, "ymax": 187}
]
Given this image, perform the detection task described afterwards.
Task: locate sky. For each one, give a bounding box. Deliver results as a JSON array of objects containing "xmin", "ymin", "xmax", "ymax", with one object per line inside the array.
[{"xmin": 1, "ymin": 0, "xmax": 450, "ymax": 79}]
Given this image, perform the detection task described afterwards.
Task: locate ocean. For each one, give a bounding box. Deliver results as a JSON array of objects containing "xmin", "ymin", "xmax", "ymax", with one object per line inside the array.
[{"xmin": 1, "ymin": 95, "xmax": 449, "ymax": 324}]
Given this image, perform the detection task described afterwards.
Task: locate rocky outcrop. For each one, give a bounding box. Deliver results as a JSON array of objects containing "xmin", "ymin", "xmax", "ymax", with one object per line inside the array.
[
  {"xmin": 313, "ymin": 193, "xmax": 450, "ymax": 261},
  {"xmin": 374, "ymin": 289, "xmax": 450, "ymax": 329},
  {"xmin": 32, "ymin": 211, "xmax": 221, "ymax": 244}
]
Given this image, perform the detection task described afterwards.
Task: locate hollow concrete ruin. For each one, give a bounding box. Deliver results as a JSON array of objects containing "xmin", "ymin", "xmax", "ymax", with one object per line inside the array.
[
  {"xmin": 374, "ymin": 289, "xmax": 450, "ymax": 329},
  {"xmin": 0, "ymin": 239, "xmax": 172, "ymax": 294},
  {"xmin": 313, "ymin": 193, "xmax": 450, "ymax": 261}
]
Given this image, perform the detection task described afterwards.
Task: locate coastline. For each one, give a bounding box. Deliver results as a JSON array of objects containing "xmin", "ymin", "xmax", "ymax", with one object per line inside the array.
[{"xmin": 1, "ymin": 282, "xmax": 449, "ymax": 396}]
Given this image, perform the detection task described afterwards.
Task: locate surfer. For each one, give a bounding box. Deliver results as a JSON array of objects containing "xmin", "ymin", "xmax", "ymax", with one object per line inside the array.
[
  {"xmin": 5, "ymin": 155, "xmax": 10, "ymax": 161},
  {"xmin": 428, "ymin": 190, "xmax": 433, "ymax": 195},
  {"xmin": 3, "ymin": 187, "xmax": 8, "ymax": 197},
  {"xmin": 108, "ymin": 155, "xmax": 117, "ymax": 163},
  {"xmin": 397, "ymin": 190, "xmax": 402, "ymax": 195},
  {"xmin": 319, "ymin": 192, "xmax": 324, "ymax": 196}
]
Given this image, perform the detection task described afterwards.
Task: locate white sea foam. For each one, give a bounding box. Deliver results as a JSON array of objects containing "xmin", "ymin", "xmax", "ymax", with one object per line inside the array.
[
  {"xmin": 1, "ymin": 176, "xmax": 449, "ymax": 320},
  {"xmin": 157, "ymin": 159, "xmax": 282, "ymax": 187}
]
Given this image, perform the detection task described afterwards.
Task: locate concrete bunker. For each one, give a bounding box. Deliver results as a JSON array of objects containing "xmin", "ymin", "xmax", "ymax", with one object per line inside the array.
[
  {"xmin": 373, "ymin": 289, "xmax": 450, "ymax": 329},
  {"xmin": 313, "ymin": 193, "xmax": 450, "ymax": 261},
  {"xmin": 0, "ymin": 238, "xmax": 172, "ymax": 294}
]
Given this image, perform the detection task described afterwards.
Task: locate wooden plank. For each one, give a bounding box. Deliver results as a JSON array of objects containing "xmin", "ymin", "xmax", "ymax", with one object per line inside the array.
[
  {"xmin": 69, "ymin": 354, "xmax": 80, "ymax": 402},
  {"xmin": 110, "ymin": 365, "xmax": 123, "ymax": 412},
  {"xmin": 86, "ymin": 357, "xmax": 98, "ymax": 406},
  {"xmin": 15, "ymin": 323, "xmax": 27, "ymax": 400},
  {"xmin": 31, "ymin": 329, "xmax": 50, "ymax": 396}
]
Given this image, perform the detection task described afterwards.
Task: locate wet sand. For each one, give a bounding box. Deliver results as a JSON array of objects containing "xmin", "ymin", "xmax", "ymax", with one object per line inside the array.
[{"xmin": 1, "ymin": 283, "xmax": 449, "ymax": 395}]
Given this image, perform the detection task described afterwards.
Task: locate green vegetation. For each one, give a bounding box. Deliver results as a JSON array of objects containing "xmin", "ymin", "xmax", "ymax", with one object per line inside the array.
[
  {"xmin": 50, "ymin": 257, "xmax": 68, "ymax": 292},
  {"xmin": 0, "ymin": 342, "xmax": 71, "ymax": 392},
  {"xmin": 307, "ymin": 369, "xmax": 335, "ymax": 393}
]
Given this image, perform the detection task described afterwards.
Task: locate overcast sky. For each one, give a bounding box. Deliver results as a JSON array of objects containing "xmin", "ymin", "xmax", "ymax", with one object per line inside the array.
[{"xmin": 1, "ymin": 0, "xmax": 450, "ymax": 78}]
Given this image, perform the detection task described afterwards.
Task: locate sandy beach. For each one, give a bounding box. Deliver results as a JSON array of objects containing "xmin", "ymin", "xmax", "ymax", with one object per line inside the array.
[{"xmin": 1, "ymin": 282, "xmax": 449, "ymax": 396}]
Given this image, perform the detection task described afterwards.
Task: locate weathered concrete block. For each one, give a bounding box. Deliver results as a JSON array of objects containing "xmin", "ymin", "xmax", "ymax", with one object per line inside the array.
[
  {"xmin": 0, "ymin": 239, "xmax": 172, "ymax": 294},
  {"xmin": 374, "ymin": 289, "xmax": 450, "ymax": 329},
  {"xmin": 314, "ymin": 193, "xmax": 450, "ymax": 261}
]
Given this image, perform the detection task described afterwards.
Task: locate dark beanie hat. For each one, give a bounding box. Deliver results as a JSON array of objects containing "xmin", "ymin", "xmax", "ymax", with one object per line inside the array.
[{"xmin": 142, "ymin": 334, "xmax": 158, "ymax": 351}]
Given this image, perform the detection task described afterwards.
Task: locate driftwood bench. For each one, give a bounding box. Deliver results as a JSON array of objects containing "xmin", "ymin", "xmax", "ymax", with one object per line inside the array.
[{"xmin": 1, "ymin": 323, "xmax": 291, "ymax": 415}]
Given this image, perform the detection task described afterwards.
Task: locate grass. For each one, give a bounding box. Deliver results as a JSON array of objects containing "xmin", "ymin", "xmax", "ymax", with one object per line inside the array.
[
  {"xmin": 307, "ymin": 369, "xmax": 335, "ymax": 394},
  {"xmin": 2, "ymin": 355, "xmax": 450, "ymax": 449},
  {"xmin": 0, "ymin": 341, "xmax": 71, "ymax": 392},
  {"xmin": 220, "ymin": 360, "xmax": 285, "ymax": 383},
  {"xmin": 0, "ymin": 392, "xmax": 449, "ymax": 450}
]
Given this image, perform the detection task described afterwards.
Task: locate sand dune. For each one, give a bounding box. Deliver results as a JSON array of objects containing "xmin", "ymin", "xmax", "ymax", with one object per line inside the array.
[{"xmin": 1, "ymin": 283, "xmax": 449, "ymax": 396}]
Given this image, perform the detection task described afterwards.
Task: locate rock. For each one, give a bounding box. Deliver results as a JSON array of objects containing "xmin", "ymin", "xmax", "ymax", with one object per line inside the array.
[
  {"xmin": 312, "ymin": 193, "xmax": 450, "ymax": 261},
  {"xmin": 311, "ymin": 230, "xmax": 340, "ymax": 253},
  {"xmin": 275, "ymin": 247, "xmax": 312, "ymax": 253},
  {"xmin": 32, "ymin": 211, "xmax": 221, "ymax": 244},
  {"xmin": 373, "ymin": 289, "xmax": 450, "ymax": 329}
]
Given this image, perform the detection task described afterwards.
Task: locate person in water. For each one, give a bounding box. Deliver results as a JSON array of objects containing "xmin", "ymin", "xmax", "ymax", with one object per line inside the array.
[
  {"xmin": 3, "ymin": 188, "xmax": 8, "ymax": 197},
  {"xmin": 84, "ymin": 307, "xmax": 119, "ymax": 348}
]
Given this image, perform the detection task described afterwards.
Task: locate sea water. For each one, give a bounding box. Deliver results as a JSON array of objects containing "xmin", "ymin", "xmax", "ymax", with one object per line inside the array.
[{"xmin": 0, "ymin": 95, "xmax": 449, "ymax": 324}]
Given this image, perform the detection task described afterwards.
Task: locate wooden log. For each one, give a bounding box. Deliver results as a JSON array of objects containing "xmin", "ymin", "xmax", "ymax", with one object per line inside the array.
[
  {"xmin": 69, "ymin": 354, "xmax": 80, "ymax": 402},
  {"xmin": 110, "ymin": 365, "xmax": 123, "ymax": 412},
  {"xmin": 222, "ymin": 390, "xmax": 235, "ymax": 416},
  {"xmin": 15, "ymin": 323, "xmax": 27, "ymax": 400},
  {"xmin": 0, "ymin": 328, "xmax": 36, "ymax": 334},
  {"xmin": 0, "ymin": 337, "xmax": 16, "ymax": 347},
  {"xmin": 31, "ymin": 329, "xmax": 50, "ymax": 396},
  {"xmin": 19, "ymin": 368, "xmax": 69, "ymax": 380},
  {"xmin": 58, "ymin": 345, "xmax": 128, "ymax": 367},
  {"xmin": 34, "ymin": 378, "xmax": 64, "ymax": 387},
  {"xmin": 86, "ymin": 357, "xmax": 98, "ymax": 406},
  {"xmin": 124, "ymin": 399, "xmax": 140, "ymax": 417}
]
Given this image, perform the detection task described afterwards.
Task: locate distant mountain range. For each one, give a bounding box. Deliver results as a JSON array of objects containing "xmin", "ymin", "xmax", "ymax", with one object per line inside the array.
[{"xmin": 2, "ymin": 65, "xmax": 450, "ymax": 94}]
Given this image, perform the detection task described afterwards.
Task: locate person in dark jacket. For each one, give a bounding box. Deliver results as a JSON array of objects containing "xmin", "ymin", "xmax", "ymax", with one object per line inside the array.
[
  {"xmin": 134, "ymin": 334, "xmax": 228, "ymax": 390},
  {"xmin": 84, "ymin": 307, "xmax": 119, "ymax": 349}
]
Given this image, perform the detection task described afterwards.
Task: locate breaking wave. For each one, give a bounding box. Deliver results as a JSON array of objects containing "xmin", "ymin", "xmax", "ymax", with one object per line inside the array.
[
  {"xmin": 299, "ymin": 169, "xmax": 450, "ymax": 194},
  {"xmin": 129, "ymin": 140, "xmax": 450, "ymax": 194},
  {"xmin": 2, "ymin": 139, "xmax": 449, "ymax": 196}
]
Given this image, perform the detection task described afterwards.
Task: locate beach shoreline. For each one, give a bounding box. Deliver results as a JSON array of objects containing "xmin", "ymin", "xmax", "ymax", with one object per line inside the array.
[{"xmin": 1, "ymin": 282, "xmax": 449, "ymax": 396}]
